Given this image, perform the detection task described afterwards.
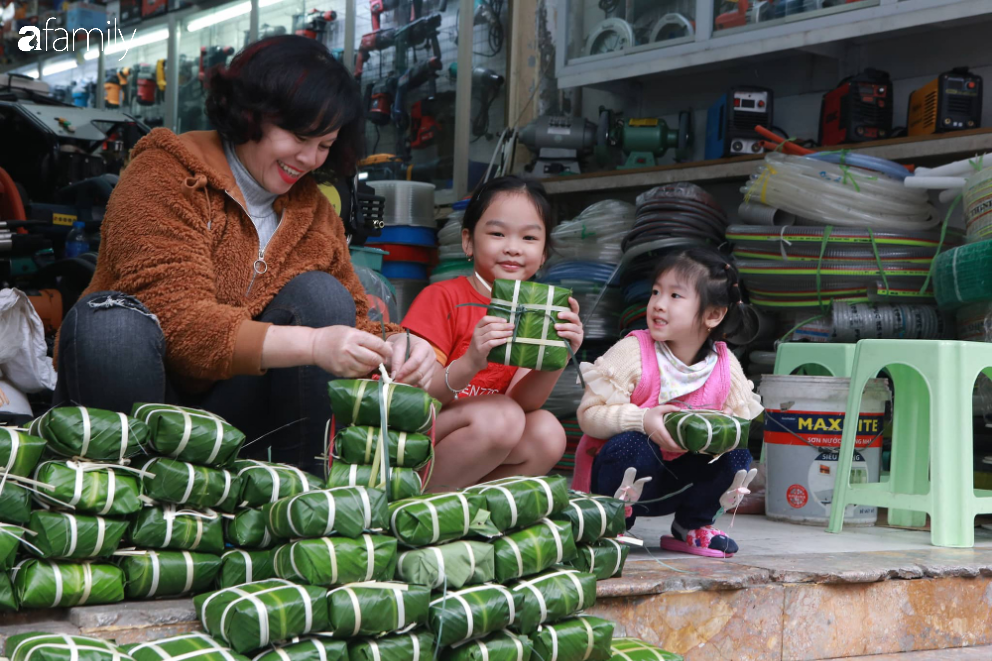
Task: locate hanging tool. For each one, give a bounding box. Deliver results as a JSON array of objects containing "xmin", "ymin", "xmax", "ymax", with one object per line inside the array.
[
  {"xmin": 294, "ymin": 9, "xmax": 337, "ymax": 40},
  {"xmin": 136, "ymin": 63, "xmax": 157, "ymax": 106},
  {"xmin": 365, "ymin": 75, "xmax": 397, "ymax": 127},
  {"xmin": 355, "ymin": 28, "xmax": 398, "ymax": 81},
  {"xmin": 455, "ymin": 0, "xmax": 502, "ymax": 56},
  {"xmin": 392, "ymin": 56, "xmax": 441, "ymax": 128},
  {"xmin": 409, "ymin": 99, "xmax": 440, "ymax": 149},
  {"xmin": 199, "ymin": 46, "xmax": 234, "ymax": 86},
  {"xmin": 103, "ymin": 68, "xmax": 130, "ymax": 109},
  {"xmin": 597, "ymin": 108, "xmax": 693, "ymax": 168},
  {"xmin": 370, "ymin": 0, "xmax": 447, "ymax": 31},
  {"xmin": 448, "ymin": 63, "xmax": 504, "ymax": 140}
]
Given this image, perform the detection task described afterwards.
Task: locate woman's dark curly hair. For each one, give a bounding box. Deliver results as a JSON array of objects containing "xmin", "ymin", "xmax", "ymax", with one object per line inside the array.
[{"xmin": 205, "ymin": 35, "xmax": 364, "ymax": 177}]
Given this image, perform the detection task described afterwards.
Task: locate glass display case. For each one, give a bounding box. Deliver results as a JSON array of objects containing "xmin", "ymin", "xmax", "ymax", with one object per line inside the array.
[
  {"xmin": 566, "ymin": 0, "xmax": 696, "ymax": 63},
  {"xmin": 711, "ymin": 0, "xmax": 876, "ymax": 35}
]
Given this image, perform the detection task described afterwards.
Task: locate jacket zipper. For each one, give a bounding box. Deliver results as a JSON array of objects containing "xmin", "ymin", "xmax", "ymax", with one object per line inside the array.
[{"xmin": 224, "ymin": 190, "xmax": 285, "ymax": 298}]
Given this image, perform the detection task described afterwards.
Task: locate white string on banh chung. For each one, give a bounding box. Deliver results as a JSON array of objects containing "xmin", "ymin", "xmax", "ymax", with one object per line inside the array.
[
  {"xmin": 429, "ymin": 583, "xmax": 517, "ymax": 643},
  {"xmin": 390, "ymin": 493, "xmax": 471, "ymax": 545},
  {"xmin": 328, "ymin": 581, "xmax": 409, "ymax": 637},
  {"xmin": 11, "ymin": 634, "xmax": 124, "ymax": 661},
  {"xmin": 237, "ymin": 460, "xmax": 312, "ymax": 506},
  {"xmin": 212, "ymin": 580, "xmax": 314, "ymax": 648},
  {"xmin": 134, "ymin": 405, "xmax": 226, "ymax": 464},
  {"xmin": 130, "ymin": 632, "xmax": 236, "ymax": 661}
]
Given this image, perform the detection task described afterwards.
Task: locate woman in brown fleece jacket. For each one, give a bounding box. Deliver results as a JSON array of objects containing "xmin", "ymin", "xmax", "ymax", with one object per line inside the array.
[{"xmin": 52, "ymin": 36, "xmax": 436, "ymax": 473}]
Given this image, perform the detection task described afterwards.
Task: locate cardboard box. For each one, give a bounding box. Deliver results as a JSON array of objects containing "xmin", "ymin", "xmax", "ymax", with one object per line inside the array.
[{"xmin": 65, "ymin": 1, "xmax": 106, "ymax": 30}]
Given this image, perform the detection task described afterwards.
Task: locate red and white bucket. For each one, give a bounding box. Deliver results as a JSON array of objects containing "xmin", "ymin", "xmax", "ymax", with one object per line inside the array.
[{"xmin": 759, "ymin": 375, "xmax": 891, "ymax": 526}]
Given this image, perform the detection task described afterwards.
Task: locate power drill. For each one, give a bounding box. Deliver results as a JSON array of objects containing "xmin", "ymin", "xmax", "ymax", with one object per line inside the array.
[
  {"xmin": 136, "ymin": 63, "xmax": 157, "ymax": 106},
  {"xmin": 365, "ymin": 75, "xmax": 397, "ymax": 126},
  {"xmin": 199, "ymin": 46, "xmax": 234, "ymax": 86},
  {"xmin": 370, "ymin": 0, "xmax": 447, "ymax": 31},
  {"xmin": 104, "ymin": 68, "xmax": 130, "ymax": 108},
  {"xmin": 393, "ymin": 13, "xmax": 442, "ymax": 75},
  {"xmin": 410, "ymin": 99, "xmax": 440, "ymax": 149},
  {"xmin": 294, "ymin": 9, "xmax": 337, "ymax": 40},
  {"xmin": 393, "ymin": 56, "xmax": 441, "ymax": 128},
  {"xmin": 354, "ymin": 28, "xmax": 397, "ymax": 81}
]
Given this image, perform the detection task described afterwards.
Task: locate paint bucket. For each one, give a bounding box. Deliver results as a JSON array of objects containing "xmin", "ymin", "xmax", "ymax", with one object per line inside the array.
[{"xmin": 759, "ymin": 375, "xmax": 891, "ymax": 526}]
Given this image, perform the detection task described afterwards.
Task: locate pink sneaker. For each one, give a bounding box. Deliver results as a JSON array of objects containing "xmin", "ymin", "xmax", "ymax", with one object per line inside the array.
[{"xmin": 660, "ymin": 524, "xmax": 738, "ymax": 558}]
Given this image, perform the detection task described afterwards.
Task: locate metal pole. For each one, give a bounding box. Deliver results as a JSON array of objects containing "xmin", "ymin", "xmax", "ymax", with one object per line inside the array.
[
  {"xmin": 95, "ymin": 46, "xmax": 106, "ymax": 109},
  {"xmin": 165, "ymin": 13, "xmax": 180, "ymax": 130},
  {"xmin": 344, "ymin": 0, "xmax": 356, "ymax": 68},
  {"xmin": 452, "ymin": 0, "xmax": 474, "ymax": 198},
  {"xmin": 249, "ymin": 0, "xmax": 260, "ymax": 43}
]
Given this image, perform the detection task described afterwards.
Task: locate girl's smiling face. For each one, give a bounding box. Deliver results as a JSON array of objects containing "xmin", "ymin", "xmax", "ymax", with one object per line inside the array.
[{"xmin": 462, "ymin": 191, "xmax": 548, "ymax": 285}]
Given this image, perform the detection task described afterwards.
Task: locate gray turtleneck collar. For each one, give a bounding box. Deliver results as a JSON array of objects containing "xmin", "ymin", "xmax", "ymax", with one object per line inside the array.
[{"xmin": 223, "ymin": 140, "xmax": 280, "ymax": 250}]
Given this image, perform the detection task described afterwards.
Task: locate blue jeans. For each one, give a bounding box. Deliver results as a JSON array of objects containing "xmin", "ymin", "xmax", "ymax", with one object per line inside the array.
[
  {"xmin": 591, "ymin": 431, "xmax": 752, "ymax": 531},
  {"xmin": 53, "ymin": 271, "xmax": 356, "ymax": 475}
]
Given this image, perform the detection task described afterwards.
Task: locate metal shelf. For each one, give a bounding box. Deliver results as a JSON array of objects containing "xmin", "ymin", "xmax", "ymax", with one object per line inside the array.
[
  {"xmin": 541, "ymin": 128, "xmax": 992, "ymax": 196},
  {"xmin": 558, "ymin": 0, "xmax": 991, "ymax": 90}
]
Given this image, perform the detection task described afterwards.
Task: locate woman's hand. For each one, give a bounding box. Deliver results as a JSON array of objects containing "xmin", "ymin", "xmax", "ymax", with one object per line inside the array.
[
  {"xmin": 642, "ymin": 404, "xmax": 685, "ymax": 454},
  {"xmin": 555, "ymin": 297, "xmax": 584, "ymax": 354},
  {"xmin": 309, "ymin": 326, "xmax": 391, "ymax": 377},
  {"xmin": 465, "ymin": 315, "xmax": 515, "ymax": 372},
  {"xmin": 386, "ymin": 333, "xmax": 436, "ymax": 390}
]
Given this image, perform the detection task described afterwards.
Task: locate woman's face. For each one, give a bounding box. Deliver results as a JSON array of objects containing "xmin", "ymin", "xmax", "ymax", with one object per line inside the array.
[{"xmin": 236, "ymin": 122, "xmax": 339, "ymax": 195}]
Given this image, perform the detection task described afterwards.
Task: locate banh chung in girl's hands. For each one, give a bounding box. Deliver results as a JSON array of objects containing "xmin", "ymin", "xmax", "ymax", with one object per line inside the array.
[{"xmin": 486, "ymin": 279, "xmax": 573, "ymax": 372}]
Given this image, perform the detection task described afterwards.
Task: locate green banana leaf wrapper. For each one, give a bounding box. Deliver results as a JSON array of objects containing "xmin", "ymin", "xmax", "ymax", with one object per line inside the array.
[
  {"xmin": 327, "ymin": 582, "xmax": 430, "ymax": 637},
  {"xmin": 334, "ymin": 426, "xmax": 432, "ymax": 469},
  {"xmin": 28, "ymin": 510, "xmax": 128, "ymax": 559},
  {"xmin": 1, "ymin": 480, "xmax": 35, "ymax": 524},
  {"xmin": 1, "ymin": 522, "xmax": 25, "ymax": 570},
  {"xmin": 487, "ymin": 279, "xmax": 572, "ymax": 371},
  {"xmin": 663, "ymin": 410, "xmax": 749, "ymax": 455},
  {"xmin": 0, "ymin": 428, "xmax": 47, "ymax": 477},
  {"xmin": 328, "ymin": 379, "xmax": 439, "ymax": 434},
  {"xmin": 389, "ymin": 492, "xmax": 486, "ymax": 548},
  {"xmin": 11, "ymin": 559, "xmax": 125, "ymax": 608},
  {"xmin": 251, "ymin": 637, "xmax": 348, "ymax": 661},
  {"xmin": 396, "ymin": 540, "xmax": 495, "ymax": 589},
  {"xmin": 566, "ymin": 539, "xmax": 629, "ymax": 580},
  {"xmin": 273, "ymin": 534, "xmax": 396, "ymax": 587},
  {"xmin": 234, "ymin": 460, "xmax": 323, "ymax": 508},
  {"xmin": 429, "ymin": 583, "xmax": 525, "ymax": 647},
  {"xmin": 494, "ymin": 518, "xmax": 577, "ymax": 583},
  {"xmin": 219, "ymin": 549, "xmax": 275, "ymax": 588},
  {"xmin": 28, "ymin": 407, "xmax": 149, "ymax": 461},
  {"xmin": 140, "ymin": 457, "xmax": 240, "ymax": 513},
  {"xmin": 555, "ymin": 494, "xmax": 626, "ymax": 545},
  {"xmin": 123, "ymin": 632, "xmax": 251, "ymax": 661},
  {"xmin": 226, "ymin": 508, "xmax": 279, "ymax": 549},
  {"xmin": 132, "ymin": 403, "xmax": 246, "ymax": 467},
  {"xmin": 129, "ymin": 506, "xmax": 225, "ymax": 554},
  {"xmin": 508, "ymin": 569, "xmax": 598, "ymax": 635},
  {"xmin": 194, "ymin": 579, "xmax": 330, "ymax": 654},
  {"xmin": 609, "ymin": 639, "xmax": 683, "ymax": 661},
  {"xmin": 441, "ymin": 631, "xmax": 532, "ymax": 661},
  {"xmin": 262, "ymin": 486, "xmax": 388, "ymax": 539},
  {"xmin": 33, "ymin": 460, "xmax": 143, "ymax": 516},
  {"xmin": 118, "ymin": 550, "xmax": 221, "ymax": 599},
  {"xmin": 7, "ymin": 634, "xmax": 131, "ymax": 661},
  {"xmin": 531, "ymin": 616, "xmax": 614, "ymax": 661},
  {"xmin": 348, "ymin": 630, "xmax": 436, "ymax": 661},
  {"xmin": 326, "ymin": 462, "xmax": 423, "ymax": 501},
  {"xmin": 465, "ymin": 476, "xmax": 569, "ymax": 532},
  {"xmin": 0, "ymin": 571, "xmax": 16, "ymax": 611}
]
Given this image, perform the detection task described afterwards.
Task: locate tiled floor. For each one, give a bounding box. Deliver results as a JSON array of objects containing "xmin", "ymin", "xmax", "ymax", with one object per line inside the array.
[{"xmin": 625, "ymin": 512, "xmax": 992, "ymax": 559}]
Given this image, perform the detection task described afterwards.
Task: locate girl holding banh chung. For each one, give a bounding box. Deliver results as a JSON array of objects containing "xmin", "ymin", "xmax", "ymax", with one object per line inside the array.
[
  {"xmin": 402, "ymin": 176, "xmax": 584, "ymax": 489},
  {"xmin": 574, "ymin": 247, "xmax": 763, "ymax": 557}
]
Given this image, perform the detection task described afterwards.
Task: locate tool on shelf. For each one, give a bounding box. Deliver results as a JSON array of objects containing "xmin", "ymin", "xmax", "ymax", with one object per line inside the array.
[
  {"xmin": 520, "ymin": 116, "xmax": 599, "ymax": 177},
  {"xmin": 819, "ymin": 68, "xmax": 893, "ymax": 146},
  {"xmin": 597, "ymin": 108, "xmax": 693, "ymax": 168},
  {"xmin": 705, "ymin": 86, "xmax": 774, "ymax": 159},
  {"xmin": 293, "ymin": 9, "xmax": 337, "ymax": 40},
  {"xmin": 908, "ymin": 67, "xmax": 982, "ymax": 136}
]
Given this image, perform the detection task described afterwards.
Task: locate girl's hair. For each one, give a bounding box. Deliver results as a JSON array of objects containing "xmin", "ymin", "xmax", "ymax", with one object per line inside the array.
[
  {"xmin": 205, "ymin": 35, "xmax": 364, "ymax": 177},
  {"xmin": 461, "ymin": 176, "xmax": 556, "ymax": 257},
  {"xmin": 651, "ymin": 247, "xmax": 758, "ymax": 346}
]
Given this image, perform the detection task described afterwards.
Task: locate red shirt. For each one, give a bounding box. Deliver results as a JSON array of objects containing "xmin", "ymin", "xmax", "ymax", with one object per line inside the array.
[{"xmin": 402, "ymin": 276, "xmax": 519, "ymax": 397}]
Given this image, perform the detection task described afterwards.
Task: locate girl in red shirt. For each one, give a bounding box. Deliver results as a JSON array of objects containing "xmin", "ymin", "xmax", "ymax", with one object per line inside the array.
[{"xmin": 403, "ymin": 176, "xmax": 584, "ymax": 490}]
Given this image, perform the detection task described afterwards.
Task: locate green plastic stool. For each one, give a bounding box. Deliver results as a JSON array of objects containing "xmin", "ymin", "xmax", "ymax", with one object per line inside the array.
[
  {"xmin": 773, "ymin": 343, "xmax": 857, "ymax": 377},
  {"xmin": 827, "ymin": 339, "xmax": 992, "ymax": 548}
]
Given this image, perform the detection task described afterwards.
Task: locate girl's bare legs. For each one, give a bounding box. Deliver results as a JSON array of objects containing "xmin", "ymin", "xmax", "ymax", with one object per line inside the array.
[
  {"xmin": 428, "ymin": 395, "xmax": 526, "ymax": 491},
  {"xmin": 479, "ymin": 409, "xmax": 566, "ymax": 482}
]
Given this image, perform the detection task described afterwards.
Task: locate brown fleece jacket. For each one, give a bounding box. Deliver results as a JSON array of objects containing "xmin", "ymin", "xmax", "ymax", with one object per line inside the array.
[{"xmin": 72, "ymin": 128, "xmax": 400, "ymax": 390}]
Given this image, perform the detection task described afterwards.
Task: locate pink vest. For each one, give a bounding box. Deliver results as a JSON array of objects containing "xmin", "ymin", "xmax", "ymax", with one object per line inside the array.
[{"xmin": 571, "ymin": 330, "xmax": 732, "ymax": 493}]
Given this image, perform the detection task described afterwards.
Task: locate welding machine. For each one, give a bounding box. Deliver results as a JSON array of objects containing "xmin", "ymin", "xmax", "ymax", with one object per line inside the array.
[
  {"xmin": 908, "ymin": 67, "xmax": 983, "ymax": 136},
  {"xmin": 705, "ymin": 87, "xmax": 773, "ymax": 159},
  {"xmin": 819, "ymin": 69, "xmax": 893, "ymax": 146}
]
